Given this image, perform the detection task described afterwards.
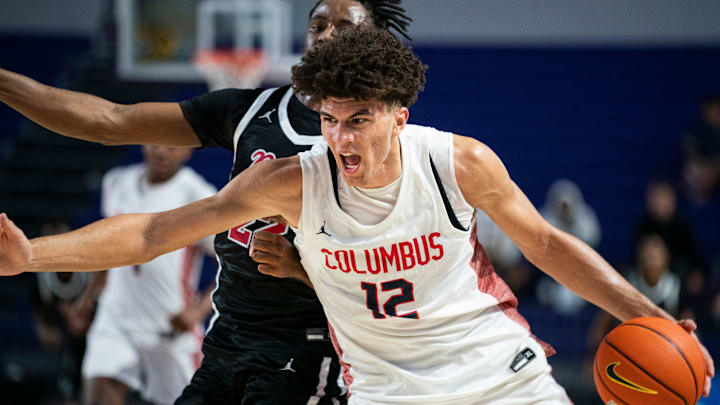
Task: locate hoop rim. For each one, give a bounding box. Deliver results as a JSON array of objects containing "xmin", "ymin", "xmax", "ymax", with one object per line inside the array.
[{"xmin": 194, "ymin": 48, "xmax": 268, "ymax": 90}]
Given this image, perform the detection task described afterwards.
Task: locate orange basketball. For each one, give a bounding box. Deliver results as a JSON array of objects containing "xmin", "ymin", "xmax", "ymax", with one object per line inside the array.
[{"xmin": 593, "ymin": 317, "xmax": 706, "ymax": 405}]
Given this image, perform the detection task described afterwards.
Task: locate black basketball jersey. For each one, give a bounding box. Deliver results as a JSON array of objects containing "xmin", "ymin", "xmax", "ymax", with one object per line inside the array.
[{"xmin": 180, "ymin": 85, "xmax": 333, "ymax": 356}]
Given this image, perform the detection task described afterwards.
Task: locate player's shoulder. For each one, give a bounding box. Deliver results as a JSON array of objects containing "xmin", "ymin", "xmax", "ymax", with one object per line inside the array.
[
  {"xmin": 401, "ymin": 124, "xmax": 455, "ymax": 150},
  {"xmin": 102, "ymin": 163, "xmax": 143, "ymax": 187},
  {"xmin": 175, "ymin": 167, "xmax": 218, "ymax": 196},
  {"xmin": 452, "ymin": 133, "xmax": 491, "ymax": 157}
]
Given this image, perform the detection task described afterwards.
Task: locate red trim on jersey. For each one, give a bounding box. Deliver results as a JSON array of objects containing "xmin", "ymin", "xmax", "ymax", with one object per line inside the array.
[
  {"xmin": 180, "ymin": 246, "xmax": 199, "ymax": 306},
  {"xmin": 468, "ymin": 223, "xmax": 556, "ymax": 357},
  {"xmin": 180, "ymin": 246, "xmax": 204, "ymax": 369},
  {"xmin": 328, "ymin": 323, "xmax": 354, "ymax": 396},
  {"xmin": 192, "ymin": 326, "xmax": 204, "ymax": 370}
]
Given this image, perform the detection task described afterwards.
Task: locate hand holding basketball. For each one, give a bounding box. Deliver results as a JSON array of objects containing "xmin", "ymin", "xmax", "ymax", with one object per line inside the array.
[
  {"xmin": 676, "ymin": 318, "xmax": 715, "ymax": 398},
  {"xmin": 0, "ymin": 213, "xmax": 31, "ymax": 276},
  {"xmin": 594, "ymin": 317, "xmax": 713, "ymax": 405}
]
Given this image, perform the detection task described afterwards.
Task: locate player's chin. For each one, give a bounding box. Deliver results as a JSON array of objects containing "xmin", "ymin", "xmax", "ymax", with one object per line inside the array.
[{"xmin": 340, "ymin": 170, "xmax": 367, "ymax": 187}]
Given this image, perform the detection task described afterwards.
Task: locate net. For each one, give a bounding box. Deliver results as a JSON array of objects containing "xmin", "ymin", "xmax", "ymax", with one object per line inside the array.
[{"xmin": 194, "ymin": 49, "xmax": 268, "ymax": 90}]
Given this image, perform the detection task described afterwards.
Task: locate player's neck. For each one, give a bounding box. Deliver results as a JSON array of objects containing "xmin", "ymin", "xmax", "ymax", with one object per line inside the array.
[{"xmin": 145, "ymin": 169, "xmax": 179, "ymax": 185}]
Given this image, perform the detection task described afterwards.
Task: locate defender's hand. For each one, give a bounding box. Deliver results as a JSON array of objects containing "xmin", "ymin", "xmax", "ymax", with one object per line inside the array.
[
  {"xmin": 677, "ymin": 319, "xmax": 715, "ymax": 397},
  {"xmin": 0, "ymin": 213, "xmax": 31, "ymax": 276},
  {"xmin": 249, "ymin": 231, "xmax": 304, "ymax": 279}
]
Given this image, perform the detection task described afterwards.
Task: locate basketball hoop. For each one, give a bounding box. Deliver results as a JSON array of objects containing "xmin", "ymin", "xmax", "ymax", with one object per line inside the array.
[{"xmin": 194, "ymin": 49, "xmax": 268, "ymax": 91}]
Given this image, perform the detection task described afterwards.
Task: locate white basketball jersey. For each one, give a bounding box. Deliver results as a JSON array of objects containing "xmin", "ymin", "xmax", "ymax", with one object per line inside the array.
[
  {"xmin": 295, "ymin": 125, "xmax": 553, "ymax": 404},
  {"xmin": 96, "ymin": 164, "xmax": 217, "ymax": 334}
]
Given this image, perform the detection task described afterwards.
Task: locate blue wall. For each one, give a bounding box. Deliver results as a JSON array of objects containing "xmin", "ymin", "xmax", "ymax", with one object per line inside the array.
[{"xmin": 411, "ymin": 46, "xmax": 720, "ymax": 266}]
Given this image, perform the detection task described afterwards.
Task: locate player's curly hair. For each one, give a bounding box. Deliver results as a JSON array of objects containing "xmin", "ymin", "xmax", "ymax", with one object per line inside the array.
[
  {"xmin": 292, "ymin": 27, "xmax": 426, "ymax": 108},
  {"xmin": 309, "ymin": 0, "xmax": 412, "ymax": 40}
]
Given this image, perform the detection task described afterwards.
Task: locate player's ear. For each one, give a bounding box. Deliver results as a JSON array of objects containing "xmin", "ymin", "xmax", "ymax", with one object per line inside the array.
[{"xmin": 392, "ymin": 106, "xmax": 409, "ymax": 137}]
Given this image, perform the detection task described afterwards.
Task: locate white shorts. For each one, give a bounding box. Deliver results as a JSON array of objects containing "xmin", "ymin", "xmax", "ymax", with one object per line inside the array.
[
  {"xmin": 82, "ymin": 313, "xmax": 202, "ymax": 405},
  {"xmin": 348, "ymin": 336, "xmax": 573, "ymax": 405}
]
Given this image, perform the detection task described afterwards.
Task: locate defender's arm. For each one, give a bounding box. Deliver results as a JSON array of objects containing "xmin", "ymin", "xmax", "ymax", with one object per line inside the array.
[{"xmin": 0, "ymin": 68, "xmax": 199, "ymax": 147}]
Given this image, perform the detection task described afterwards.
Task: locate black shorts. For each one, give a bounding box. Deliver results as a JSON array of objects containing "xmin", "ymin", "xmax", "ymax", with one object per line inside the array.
[{"xmin": 174, "ymin": 349, "xmax": 346, "ymax": 405}]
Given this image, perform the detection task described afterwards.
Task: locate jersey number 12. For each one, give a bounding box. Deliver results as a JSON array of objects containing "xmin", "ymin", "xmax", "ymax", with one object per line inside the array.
[{"xmin": 361, "ymin": 279, "xmax": 419, "ymax": 319}]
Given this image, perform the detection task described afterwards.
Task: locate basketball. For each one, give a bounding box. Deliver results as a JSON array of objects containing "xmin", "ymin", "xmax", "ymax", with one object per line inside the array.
[{"xmin": 593, "ymin": 317, "xmax": 706, "ymax": 405}]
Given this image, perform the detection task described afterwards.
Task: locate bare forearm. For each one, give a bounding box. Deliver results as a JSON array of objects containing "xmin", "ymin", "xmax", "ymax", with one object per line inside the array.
[
  {"xmin": 0, "ymin": 68, "xmax": 199, "ymax": 147},
  {"xmin": 27, "ymin": 215, "xmax": 156, "ymax": 272},
  {"xmin": 527, "ymin": 230, "xmax": 671, "ymax": 322}
]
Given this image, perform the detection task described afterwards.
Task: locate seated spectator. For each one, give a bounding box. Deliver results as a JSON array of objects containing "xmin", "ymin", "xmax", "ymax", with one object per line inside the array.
[
  {"xmin": 540, "ymin": 179, "xmax": 601, "ymax": 247},
  {"xmin": 682, "ymin": 94, "xmax": 720, "ymax": 205},
  {"xmin": 537, "ymin": 179, "xmax": 601, "ymax": 315},
  {"xmin": 635, "ymin": 180, "xmax": 704, "ymax": 295},
  {"xmin": 628, "ymin": 234, "xmax": 682, "ymax": 315},
  {"xmin": 475, "ymin": 210, "xmax": 534, "ymax": 299}
]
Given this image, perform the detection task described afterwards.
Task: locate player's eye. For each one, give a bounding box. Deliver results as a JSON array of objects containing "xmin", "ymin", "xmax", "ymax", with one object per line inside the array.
[
  {"xmin": 336, "ymin": 22, "xmax": 353, "ymax": 31},
  {"xmin": 309, "ymin": 24, "xmax": 325, "ymax": 33},
  {"xmin": 322, "ymin": 116, "xmax": 336, "ymax": 123},
  {"xmin": 351, "ymin": 118, "xmax": 368, "ymax": 124}
]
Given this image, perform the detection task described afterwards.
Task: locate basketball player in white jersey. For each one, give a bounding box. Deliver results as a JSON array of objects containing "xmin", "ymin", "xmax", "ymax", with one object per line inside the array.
[
  {"xmin": 0, "ymin": 27, "xmax": 713, "ymax": 403},
  {"xmin": 78, "ymin": 145, "xmax": 217, "ymax": 405}
]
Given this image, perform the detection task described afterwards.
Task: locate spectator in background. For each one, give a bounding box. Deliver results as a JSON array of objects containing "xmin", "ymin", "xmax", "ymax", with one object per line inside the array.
[
  {"xmin": 536, "ymin": 179, "xmax": 601, "ymax": 315},
  {"xmin": 475, "ymin": 210, "xmax": 534, "ymax": 299},
  {"xmin": 635, "ymin": 180, "xmax": 704, "ymax": 297},
  {"xmin": 32, "ymin": 219, "xmax": 91, "ymax": 405},
  {"xmin": 628, "ymin": 234, "xmax": 682, "ymax": 315},
  {"xmin": 682, "ymin": 94, "xmax": 720, "ymax": 205}
]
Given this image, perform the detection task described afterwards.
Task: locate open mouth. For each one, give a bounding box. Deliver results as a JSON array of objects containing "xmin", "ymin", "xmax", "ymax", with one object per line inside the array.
[{"xmin": 340, "ymin": 153, "xmax": 361, "ymax": 174}]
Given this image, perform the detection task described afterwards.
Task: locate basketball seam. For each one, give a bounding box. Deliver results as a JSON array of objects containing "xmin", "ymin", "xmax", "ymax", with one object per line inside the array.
[
  {"xmin": 623, "ymin": 322, "xmax": 700, "ymax": 403},
  {"xmin": 595, "ymin": 354, "xmax": 631, "ymax": 405},
  {"xmin": 605, "ymin": 337, "xmax": 687, "ymax": 405}
]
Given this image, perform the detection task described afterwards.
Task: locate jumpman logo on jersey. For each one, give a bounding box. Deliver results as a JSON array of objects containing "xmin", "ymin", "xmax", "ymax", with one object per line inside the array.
[
  {"xmin": 317, "ymin": 221, "xmax": 332, "ymax": 237},
  {"xmin": 258, "ymin": 108, "xmax": 276, "ymax": 123},
  {"xmin": 280, "ymin": 358, "xmax": 296, "ymax": 373}
]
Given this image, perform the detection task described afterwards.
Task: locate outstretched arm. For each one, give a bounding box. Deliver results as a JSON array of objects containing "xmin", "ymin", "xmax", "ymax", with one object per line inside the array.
[
  {"xmin": 0, "ymin": 68, "xmax": 199, "ymax": 147},
  {"xmin": 453, "ymin": 134, "xmax": 714, "ymax": 395},
  {"xmin": 0, "ymin": 156, "xmax": 302, "ymax": 275}
]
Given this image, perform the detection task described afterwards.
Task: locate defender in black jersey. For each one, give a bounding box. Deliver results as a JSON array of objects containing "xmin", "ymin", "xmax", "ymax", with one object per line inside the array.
[
  {"xmin": 177, "ymin": 85, "xmax": 342, "ymax": 404},
  {"xmin": 0, "ymin": 1, "xmax": 412, "ymax": 403}
]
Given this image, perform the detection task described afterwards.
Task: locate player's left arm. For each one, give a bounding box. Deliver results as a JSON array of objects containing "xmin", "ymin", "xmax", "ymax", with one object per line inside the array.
[
  {"xmin": 453, "ymin": 134, "xmax": 714, "ymax": 393},
  {"xmin": 454, "ymin": 135, "xmax": 660, "ymax": 321}
]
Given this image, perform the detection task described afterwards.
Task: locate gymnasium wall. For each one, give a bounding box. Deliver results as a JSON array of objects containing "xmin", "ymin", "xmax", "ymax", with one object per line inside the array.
[{"xmin": 1, "ymin": 0, "xmax": 720, "ymax": 46}]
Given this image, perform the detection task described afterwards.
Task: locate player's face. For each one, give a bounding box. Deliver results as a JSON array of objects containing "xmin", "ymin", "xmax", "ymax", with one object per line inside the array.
[
  {"xmin": 305, "ymin": 0, "xmax": 371, "ymax": 51},
  {"xmin": 320, "ymin": 97, "xmax": 408, "ymax": 188},
  {"xmin": 142, "ymin": 145, "xmax": 192, "ymax": 183}
]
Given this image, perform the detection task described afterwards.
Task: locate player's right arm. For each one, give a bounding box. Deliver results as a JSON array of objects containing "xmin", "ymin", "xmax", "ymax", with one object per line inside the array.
[
  {"xmin": 0, "ymin": 156, "xmax": 302, "ymax": 276},
  {"xmin": 0, "ymin": 68, "xmax": 200, "ymax": 147}
]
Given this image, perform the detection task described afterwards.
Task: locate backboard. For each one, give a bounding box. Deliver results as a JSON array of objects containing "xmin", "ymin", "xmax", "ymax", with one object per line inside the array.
[{"xmin": 115, "ymin": 0, "xmax": 299, "ymax": 85}]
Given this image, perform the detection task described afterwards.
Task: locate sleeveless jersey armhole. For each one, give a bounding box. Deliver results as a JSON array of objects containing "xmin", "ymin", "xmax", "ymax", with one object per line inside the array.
[{"xmin": 428, "ymin": 130, "xmax": 475, "ymax": 230}]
